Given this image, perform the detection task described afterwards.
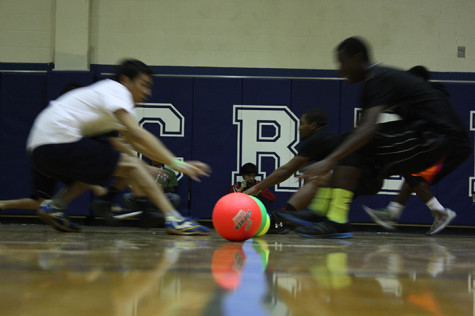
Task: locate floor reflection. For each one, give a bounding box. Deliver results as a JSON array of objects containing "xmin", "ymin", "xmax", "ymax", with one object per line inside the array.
[{"xmin": 0, "ymin": 226, "xmax": 473, "ymax": 316}]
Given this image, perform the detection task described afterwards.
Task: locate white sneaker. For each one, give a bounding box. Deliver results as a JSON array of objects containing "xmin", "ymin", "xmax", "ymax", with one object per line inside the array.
[
  {"xmin": 363, "ymin": 205, "xmax": 397, "ymax": 231},
  {"xmin": 426, "ymin": 208, "xmax": 456, "ymax": 236}
]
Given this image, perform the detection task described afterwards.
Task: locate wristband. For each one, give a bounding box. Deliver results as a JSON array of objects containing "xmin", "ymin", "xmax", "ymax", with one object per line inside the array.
[{"xmin": 170, "ymin": 158, "xmax": 185, "ymax": 170}]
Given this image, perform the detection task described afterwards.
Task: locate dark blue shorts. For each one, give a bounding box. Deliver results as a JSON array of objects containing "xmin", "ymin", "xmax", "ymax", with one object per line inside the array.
[{"xmin": 30, "ymin": 137, "xmax": 121, "ymax": 186}]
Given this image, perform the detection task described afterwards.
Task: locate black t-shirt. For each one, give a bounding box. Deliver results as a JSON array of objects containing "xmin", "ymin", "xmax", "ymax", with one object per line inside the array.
[
  {"xmin": 361, "ymin": 65, "xmax": 466, "ymax": 138},
  {"xmin": 297, "ymin": 128, "xmax": 341, "ymax": 162}
]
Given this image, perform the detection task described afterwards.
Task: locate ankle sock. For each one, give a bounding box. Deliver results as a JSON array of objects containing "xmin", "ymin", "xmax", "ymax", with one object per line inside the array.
[
  {"xmin": 387, "ymin": 201, "xmax": 404, "ymax": 219},
  {"xmin": 166, "ymin": 210, "xmax": 184, "ymax": 221},
  {"xmin": 326, "ymin": 188, "xmax": 353, "ymax": 224},
  {"xmin": 309, "ymin": 187, "xmax": 332, "ymax": 216},
  {"xmin": 426, "ymin": 197, "xmax": 445, "ymax": 213}
]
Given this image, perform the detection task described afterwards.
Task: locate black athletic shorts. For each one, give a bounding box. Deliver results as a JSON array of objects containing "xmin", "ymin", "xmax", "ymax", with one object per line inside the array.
[
  {"xmin": 29, "ymin": 168, "xmax": 56, "ymax": 200},
  {"xmin": 340, "ymin": 120, "xmax": 449, "ymax": 178},
  {"xmin": 30, "ymin": 137, "xmax": 121, "ymax": 186},
  {"xmin": 403, "ymin": 134, "xmax": 471, "ymax": 187}
]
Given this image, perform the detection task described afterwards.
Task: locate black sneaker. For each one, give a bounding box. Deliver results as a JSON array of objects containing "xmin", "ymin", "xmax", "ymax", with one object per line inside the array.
[
  {"xmin": 123, "ymin": 194, "xmax": 165, "ymax": 228},
  {"xmin": 90, "ymin": 199, "xmax": 118, "ymax": 226},
  {"xmin": 276, "ymin": 208, "xmax": 326, "ymax": 227},
  {"xmin": 267, "ymin": 210, "xmax": 290, "ymax": 234},
  {"xmin": 295, "ymin": 220, "xmax": 353, "ymax": 239}
]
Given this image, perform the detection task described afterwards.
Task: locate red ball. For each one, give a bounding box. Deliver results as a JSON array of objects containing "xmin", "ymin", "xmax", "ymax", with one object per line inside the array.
[{"xmin": 212, "ymin": 192, "xmax": 263, "ymax": 241}]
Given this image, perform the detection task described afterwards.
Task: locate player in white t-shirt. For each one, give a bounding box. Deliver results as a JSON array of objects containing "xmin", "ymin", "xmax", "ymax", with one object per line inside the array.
[{"xmin": 27, "ymin": 59, "xmax": 210, "ymax": 235}]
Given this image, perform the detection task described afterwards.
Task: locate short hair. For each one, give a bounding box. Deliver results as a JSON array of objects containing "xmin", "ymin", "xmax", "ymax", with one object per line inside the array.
[
  {"xmin": 240, "ymin": 163, "xmax": 258, "ymax": 175},
  {"xmin": 303, "ymin": 108, "xmax": 327, "ymax": 127},
  {"xmin": 337, "ymin": 36, "xmax": 370, "ymax": 62},
  {"xmin": 407, "ymin": 65, "xmax": 430, "ymax": 81},
  {"xmin": 112, "ymin": 59, "xmax": 153, "ymax": 82}
]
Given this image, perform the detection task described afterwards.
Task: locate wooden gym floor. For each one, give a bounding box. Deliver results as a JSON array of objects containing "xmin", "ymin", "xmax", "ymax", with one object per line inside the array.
[{"xmin": 0, "ymin": 223, "xmax": 474, "ymax": 316}]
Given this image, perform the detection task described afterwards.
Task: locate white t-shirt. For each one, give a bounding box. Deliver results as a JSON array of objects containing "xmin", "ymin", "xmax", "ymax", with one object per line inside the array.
[{"xmin": 27, "ymin": 79, "xmax": 136, "ymax": 151}]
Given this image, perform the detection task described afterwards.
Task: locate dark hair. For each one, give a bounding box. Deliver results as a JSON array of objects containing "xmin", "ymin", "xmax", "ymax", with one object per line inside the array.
[
  {"xmin": 303, "ymin": 108, "xmax": 327, "ymax": 127},
  {"xmin": 407, "ymin": 65, "xmax": 430, "ymax": 81},
  {"xmin": 59, "ymin": 82, "xmax": 84, "ymax": 96},
  {"xmin": 112, "ymin": 59, "xmax": 153, "ymax": 82},
  {"xmin": 337, "ymin": 37, "xmax": 370, "ymax": 62},
  {"xmin": 240, "ymin": 163, "xmax": 258, "ymax": 175}
]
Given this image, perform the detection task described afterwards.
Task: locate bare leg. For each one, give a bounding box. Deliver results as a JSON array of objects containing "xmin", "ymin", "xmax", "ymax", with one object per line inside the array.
[
  {"xmin": 113, "ymin": 154, "xmax": 174, "ymax": 215},
  {"xmin": 287, "ymin": 180, "xmax": 319, "ymax": 211},
  {"xmin": 89, "ymin": 185, "xmax": 108, "ymax": 197},
  {"xmin": 0, "ymin": 198, "xmax": 44, "ymax": 210},
  {"xmin": 331, "ymin": 166, "xmax": 361, "ymax": 191},
  {"xmin": 393, "ymin": 181, "xmax": 414, "ymax": 205},
  {"xmin": 52, "ymin": 182, "xmax": 92, "ymax": 207},
  {"xmin": 411, "ymin": 181, "xmax": 435, "ymax": 204}
]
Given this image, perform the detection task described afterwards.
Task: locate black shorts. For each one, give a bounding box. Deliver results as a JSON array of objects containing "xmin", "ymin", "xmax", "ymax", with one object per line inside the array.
[
  {"xmin": 340, "ymin": 120, "xmax": 449, "ymax": 180},
  {"xmin": 30, "ymin": 137, "xmax": 121, "ymax": 186},
  {"xmin": 29, "ymin": 168, "xmax": 57, "ymax": 200},
  {"xmin": 404, "ymin": 134, "xmax": 471, "ymax": 186}
]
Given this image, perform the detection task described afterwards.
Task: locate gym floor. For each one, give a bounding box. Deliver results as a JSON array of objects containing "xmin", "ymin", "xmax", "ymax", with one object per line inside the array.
[{"xmin": 0, "ymin": 223, "xmax": 474, "ymax": 316}]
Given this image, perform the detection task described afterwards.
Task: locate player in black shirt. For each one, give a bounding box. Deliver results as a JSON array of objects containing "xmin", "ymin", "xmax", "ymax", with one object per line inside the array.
[
  {"xmin": 244, "ymin": 108, "xmax": 341, "ymax": 232},
  {"xmin": 296, "ymin": 36, "xmax": 471, "ymax": 238},
  {"xmin": 363, "ymin": 65, "xmax": 470, "ymax": 235}
]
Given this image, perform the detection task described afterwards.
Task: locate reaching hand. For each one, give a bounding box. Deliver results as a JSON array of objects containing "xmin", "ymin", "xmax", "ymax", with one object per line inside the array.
[
  {"xmin": 238, "ymin": 181, "xmax": 247, "ymax": 192},
  {"xmin": 244, "ymin": 184, "xmax": 261, "ymax": 196},
  {"xmin": 177, "ymin": 161, "xmax": 211, "ymax": 182}
]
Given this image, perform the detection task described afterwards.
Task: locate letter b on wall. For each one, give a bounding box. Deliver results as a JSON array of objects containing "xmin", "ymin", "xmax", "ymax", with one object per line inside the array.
[{"xmin": 233, "ymin": 105, "xmax": 300, "ymax": 192}]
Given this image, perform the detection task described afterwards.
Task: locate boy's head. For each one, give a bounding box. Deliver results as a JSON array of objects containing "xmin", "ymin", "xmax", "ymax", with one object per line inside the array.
[
  {"xmin": 240, "ymin": 163, "xmax": 258, "ymax": 181},
  {"xmin": 299, "ymin": 108, "xmax": 327, "ymax": 139},
  {"xmin": 407, "ymin": 65, "xmax": 430, "ymax": 82},
  {"xmin": 113, "ymin": 59, "xmax": 153, "ymax": 104},
  {"xmin": 336, "ymin": 36, "xmax": 371, "ymax": 83}
]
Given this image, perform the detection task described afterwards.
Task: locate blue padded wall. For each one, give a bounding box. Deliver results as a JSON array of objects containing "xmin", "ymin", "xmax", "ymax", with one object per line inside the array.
[{"xmin": 0, "ymin": 69, "xmax": 473, "ymax": 224}]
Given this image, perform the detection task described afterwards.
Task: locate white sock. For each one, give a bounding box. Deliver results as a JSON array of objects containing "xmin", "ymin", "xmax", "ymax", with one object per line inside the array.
[
  {"xmin": 387, "ymin": 201, "xmax": 404, "ymax": 219},
  {"xmin": 426, "ymin": 197, "xmax": 445, "ymax": 213},
  {"xmin": 166, "ymin": 210, "xmax": 184, "ymax": 220}
]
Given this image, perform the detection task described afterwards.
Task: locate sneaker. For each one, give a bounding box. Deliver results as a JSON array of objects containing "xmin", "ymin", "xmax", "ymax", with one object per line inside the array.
[
  {"xmin": 363, "ymin": 205, "xmax": 397, "ymax": 231},
  {"xmin": 37, "ymin": 200, "xmax": 80, "ymax": 233},
  {"xmin": 91, "ymin": 199, "xmax": 117, "ymax": 226},
  {"xmin": 276, "ymin": 208, "xmax": 326, "ymax": 227},
  {"xmin": 112, "ymin": 209, "xmax": 143, "ymax": 220},
  {"xmin": 267, "ymin": 210, "xmax": 290, "ymax": 234},
  {"xmin": 295, "ymin": 220, "xmax": 353, "ymax": 239},
  {"xmin": 426, "ymin": 208, "xmax": 456, "ymax": 236},
  {"xmin": 166, "ymin": 217, "xmax": 210, "ymax": 235},
  {"xmin": 122, "ymin": 194, "xmax": 165, "ymax": 228}
]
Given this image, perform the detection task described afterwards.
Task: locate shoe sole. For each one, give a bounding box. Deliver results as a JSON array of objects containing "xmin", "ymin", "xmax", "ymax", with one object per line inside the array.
[
  {"xmin": 362, "ymin": 205, "xmax": 396, "ymax": 231},
  {"xmin": 277, "ymin": 212, "xmax": 318, "ymax": 227},
  {"xmin": 37, "ymin": 209, "xmax": 80, "ymax": 233},
  {"xmin": 297, "ymin": 232, "xmax": 353, "ymax": 239},
  {"xmin": 426, "ymin": 210, "xmax": 457, "ymax": 236},
  {"xmin": 166, "ymin": 227, "xmax": 209, "ymax": 236},
  {"xmin": 113, "ymin": 211, "xmax": 143, "ymax": 220}
]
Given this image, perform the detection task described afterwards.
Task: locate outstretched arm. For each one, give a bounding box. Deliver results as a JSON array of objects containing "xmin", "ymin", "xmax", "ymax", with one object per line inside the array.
[
  {"xmin": 244, "ymin": 155, "xmax": 309, "ymax": 196},
  {"xmin": 114, "ymin": 109, "xmax": 210, "ymax": 181},
  {"xmin": 302, "ymin": 105, "xmax": 385, "ymax": 179}
]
